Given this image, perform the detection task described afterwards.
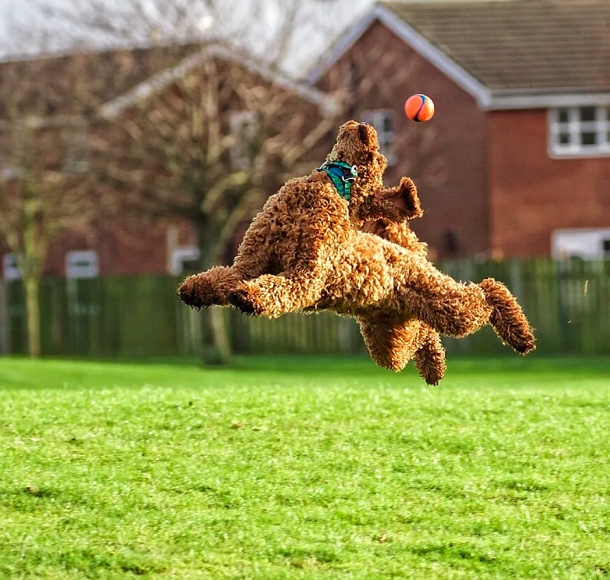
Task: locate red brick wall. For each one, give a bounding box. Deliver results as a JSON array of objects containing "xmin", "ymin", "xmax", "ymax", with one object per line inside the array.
[
  {"xmin": 0, "ymin": 219, "xmax": 195, "ymax": 281},
  {"xmin": 318, "ymin": 20, "xmax": 490, "ymax": 258},
  {"xmin": 488, "ymin": 110, "xmax": 610, "ymax": 257}
]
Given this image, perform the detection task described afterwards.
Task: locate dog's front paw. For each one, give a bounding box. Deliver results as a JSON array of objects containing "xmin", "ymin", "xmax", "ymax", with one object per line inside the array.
[
  {"xmin": 178, "ymin": 279, "xmax": 207, "ymax": 310},
  {"xmin": 177, "ymin": 274, "xmax": 227, "ymax": 310},
  {"xmin": 228, "ymin": 286, "xmax": 264, "ymax": 316}
]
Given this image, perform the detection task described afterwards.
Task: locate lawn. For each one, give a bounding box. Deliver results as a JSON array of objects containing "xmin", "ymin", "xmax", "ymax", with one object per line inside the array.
[{"xmin": 0, "ymin": 355, "xmax": 609, "ymax": 579}]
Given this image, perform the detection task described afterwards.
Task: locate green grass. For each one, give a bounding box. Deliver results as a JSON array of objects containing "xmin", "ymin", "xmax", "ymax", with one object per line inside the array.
[{"xmin": 1, "ymin": 355, "xmax": 609, "ymax": 579}]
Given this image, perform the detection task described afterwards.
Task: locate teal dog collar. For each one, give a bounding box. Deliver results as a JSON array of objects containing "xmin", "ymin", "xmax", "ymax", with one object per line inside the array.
[{"xmin": 316, "ymin": 160, "xmax": 358, "ymax": 202}]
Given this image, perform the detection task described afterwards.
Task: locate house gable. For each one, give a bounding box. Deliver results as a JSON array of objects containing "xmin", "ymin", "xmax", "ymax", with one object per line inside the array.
[
  {"xmin": 313, "ymin": 18, "xmax": 491, "ymax": 258},
  {"xmin": 101, "ymin": 43, "xmax": 338, "ymax": 121},
  {"xmin": 308, "ymin": 1, "xmax": 610, "ymax": 111},
  {"xmin": 307, "ymin": 5, "xmax": 492, "ymax": 108}
]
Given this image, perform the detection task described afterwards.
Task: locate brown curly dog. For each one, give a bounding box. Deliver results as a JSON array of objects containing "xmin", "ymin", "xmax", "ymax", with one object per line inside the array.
[{"xmin": 179, "ymin": 120, "xmax": 535, "ymax": 382}]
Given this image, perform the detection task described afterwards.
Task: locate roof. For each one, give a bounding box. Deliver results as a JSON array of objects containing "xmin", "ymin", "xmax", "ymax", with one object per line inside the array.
[
  {"xmin": 308, "ymin": 0, "xmax": 610, "ymax": 110},
  {"xmin": 0, "ymin": 42, "xmax": 337, "ymax": 123},
  {"xmin": 383, "ymin": 0, "xmax": 610, "ymax": 93},
  {"xmin": 100, "ymin": 44, "xmax": 337, "ymax": 121},
  {"xmin": 0, "ymin": 44, "xmax": 203, "ymax": 121}
]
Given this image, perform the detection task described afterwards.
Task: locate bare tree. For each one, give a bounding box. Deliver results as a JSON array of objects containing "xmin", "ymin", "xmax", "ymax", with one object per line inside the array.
[
  {"xmin": 23, "ymin": 0, "xmax": 372, "ymax": 73},
  {"xmin": 93, "ymin": 44, "xmax": 339, "ymax": 362},
  {"xmin": 17, "ymin": 0, "xmax": 346, "ymax": 363},
  {"xmin": 2, "ymin": 0, "xmax": 443, "ymax": 361},
  {"xmin": 0, "ymin": 118, "xmax": 104, "ymax": 356},
  {"xmin": 0, "ymin": 46, "xmax": 149, "ymax": 357}
]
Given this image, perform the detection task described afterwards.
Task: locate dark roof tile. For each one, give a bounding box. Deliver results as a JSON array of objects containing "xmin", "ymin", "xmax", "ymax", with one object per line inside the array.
[{"xmin": 383, "ymin": 0, "xmax": 610, "ymax": 91}]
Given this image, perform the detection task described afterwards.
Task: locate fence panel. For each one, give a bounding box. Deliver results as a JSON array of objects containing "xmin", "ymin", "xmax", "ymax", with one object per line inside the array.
[
  {"xmin": 242, "ymin": 311, "xmax": 353, "ymax": 355},
  {"xmin": 0, "ymin": 282, "xmax": 8, "ymax": 354},
  {"xmin": 3, "ymin": 259, "xmax": 610, "ymax": 359}
]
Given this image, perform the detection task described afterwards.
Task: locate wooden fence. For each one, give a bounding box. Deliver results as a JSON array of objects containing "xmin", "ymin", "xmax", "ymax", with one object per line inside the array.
[{"xmin": 1, "ymin": 258, "xmax": 609, "ymax": 358}]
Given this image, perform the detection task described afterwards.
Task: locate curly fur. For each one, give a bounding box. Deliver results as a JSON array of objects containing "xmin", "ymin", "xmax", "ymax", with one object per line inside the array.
[
  {"xmin": 179, "ymin": 120, "xmax": 535, "ymax": 383},
  {"xmin": 360, "ymin": 216, "xmax": 446, "ymax": 385}
]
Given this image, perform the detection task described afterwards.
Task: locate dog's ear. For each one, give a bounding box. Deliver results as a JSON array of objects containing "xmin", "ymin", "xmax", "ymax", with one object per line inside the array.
[
  {"xmin": 357, "ymin": 177, "xmax": 423, "ymax": 223},
  {"xmin": 375, "ymin": 177, "xmax": 423, "ymax": 221}
]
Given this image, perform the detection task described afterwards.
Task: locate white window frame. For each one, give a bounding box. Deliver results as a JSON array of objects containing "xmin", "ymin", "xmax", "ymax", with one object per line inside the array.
[
  {"xmin": 362, "ymin": 109, "xmax": 396, "ymax": 165},
  {"xmin": 1, "ymin": 166, "xmax": 25, "ymax": 181},
  {"xmin": 170, "ymin": 246, "xmax": 200, "ymax": 275},
  {"xmin": 3, "ymin": 254, "xmax": 21, "ymax": 280},
  {"xmin": 229, "ymin": 111, "xmax": 259, "ymax": 170},
  {"xmin": 552, "ymin": 228, "xmax": 610, "ymax": 260},
  {"xmin": 549, "ymin": 106, "xmax": 610, "ymax": 158},
  {"xmin": 66, "ymin": 250, "xmax": 99, "ymax": 279}
]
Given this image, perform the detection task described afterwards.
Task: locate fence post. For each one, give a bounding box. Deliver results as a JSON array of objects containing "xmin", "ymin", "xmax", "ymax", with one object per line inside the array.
[
  {"xmin": 338, "ymin": 317, "xmax": 364, "ymax": 355},
  {"xmin": 509, "ymin": 259, "xmax": 524, "ymax": 302},
  {"xmin": 0, "ymin": 282, "xmax": 9, "ymax": 354}
]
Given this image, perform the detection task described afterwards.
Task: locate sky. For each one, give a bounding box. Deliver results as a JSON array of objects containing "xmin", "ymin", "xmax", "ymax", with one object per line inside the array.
[{"xmin": 0, "ymin": 0, "xmax": 375, "ymax": 75}]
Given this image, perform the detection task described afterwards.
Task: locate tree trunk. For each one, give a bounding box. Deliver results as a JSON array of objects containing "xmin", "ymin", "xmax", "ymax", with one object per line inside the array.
[
  {"xmin": 24, "ymin": 274, "xmax": 41, "ymax": 357},
  {"xmin": 196, "ymin": 220, "xmax": 232, "ymax": 365},
  {"xmin": 207, "ymin": 306, "xmax": 232, "ymax": 364}
]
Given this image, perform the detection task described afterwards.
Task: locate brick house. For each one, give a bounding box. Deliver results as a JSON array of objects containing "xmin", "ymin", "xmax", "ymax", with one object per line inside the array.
[
  {"xmin": 308, "ymin": 0, "xmax": 610, "ymax": 259},
  {"xmin": 0, "ymin": 42, "xmax": 337, "ymax": 281}
]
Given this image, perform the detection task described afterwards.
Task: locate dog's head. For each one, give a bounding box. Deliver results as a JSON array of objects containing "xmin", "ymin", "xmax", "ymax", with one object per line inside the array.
[
  {"xmin": 327, "ymin": 120, "xmax": 387, "ymax": 170},
  {"xmin": 325, "ymin": 120, "xmax": 388, "ymax": 209}
]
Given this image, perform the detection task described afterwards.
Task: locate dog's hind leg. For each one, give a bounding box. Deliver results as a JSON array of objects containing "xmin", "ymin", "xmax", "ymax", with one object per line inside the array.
[
  {"xmin": 390, "ymin": 255, "xmax": 535, "ymax": 353},
  {"xmin": 413, "ymin": 326, "xmax": 446, "ymax": 386},
  {"xmin": 393, "ymin": 274, "xmax": 493, "ymax": 339},
  {"xmin": 480, "ymin": 278, "xmax": 536, "ymax": 355},
  {"xmin": 358, "ymin": 316, "xmax": 446, "ymax": 385},
  {"xmin": 358, "ymin": 316, "xmax": 422, "ymax": 371}
]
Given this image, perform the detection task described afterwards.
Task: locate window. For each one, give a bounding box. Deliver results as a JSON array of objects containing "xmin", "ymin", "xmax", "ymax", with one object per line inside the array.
[
  {"xmin": 1, "ymin": 166, "xmax": 24, "ymax": 181},
  {"xmin": 552, "ymin": 228, "xmax": 610, "ymax": 259},
  {"xmin": 66, "ymin": 250, "xmax": 99, "ymax": 279},
  {"xmin": 362, "ymin": 109, "xmax": 395, "ymax": 165},
  {"xmin": 229, "ymin": 111, "xmax": 259, "ymax": 170},
  {"xmin": 549, "ymin": 106, "xmax": 610, "ymax": 156},
  {"xmin": 2, "ymin": 254, "xmax": 21, "ymax": 280},
  {"xmin": 170, "ymin": 246, "xmax": 200, "ymax": 275}
]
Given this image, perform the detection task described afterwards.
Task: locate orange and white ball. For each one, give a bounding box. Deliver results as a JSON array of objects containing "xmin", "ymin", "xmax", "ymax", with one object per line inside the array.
[{"xmin": 404, "ymin": 94, "xmax": 435, "ymax": 122}]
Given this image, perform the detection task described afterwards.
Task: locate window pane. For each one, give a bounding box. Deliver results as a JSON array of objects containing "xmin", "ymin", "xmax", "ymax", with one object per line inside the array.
[
  {"xmin": 558, "ymin": 132, "xmax": 571, "ymax": 145},
  {"xmin": 66, "ymin": 250, "xmax": 99, "ymax": 279},
  {"xmin": 579, "ymin": 107, "xmax": 596, "ymax": 122},
  {"xmin": 383, "ymin": 115, "xmax": 393, "ymax": 132},
  {"xmin": 557, "ymin": 108, "xmax": 569, "ymax": 123},
  {"xmin": 580, "ymin": 131, "xmax": 597, "ymax": 146}
]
